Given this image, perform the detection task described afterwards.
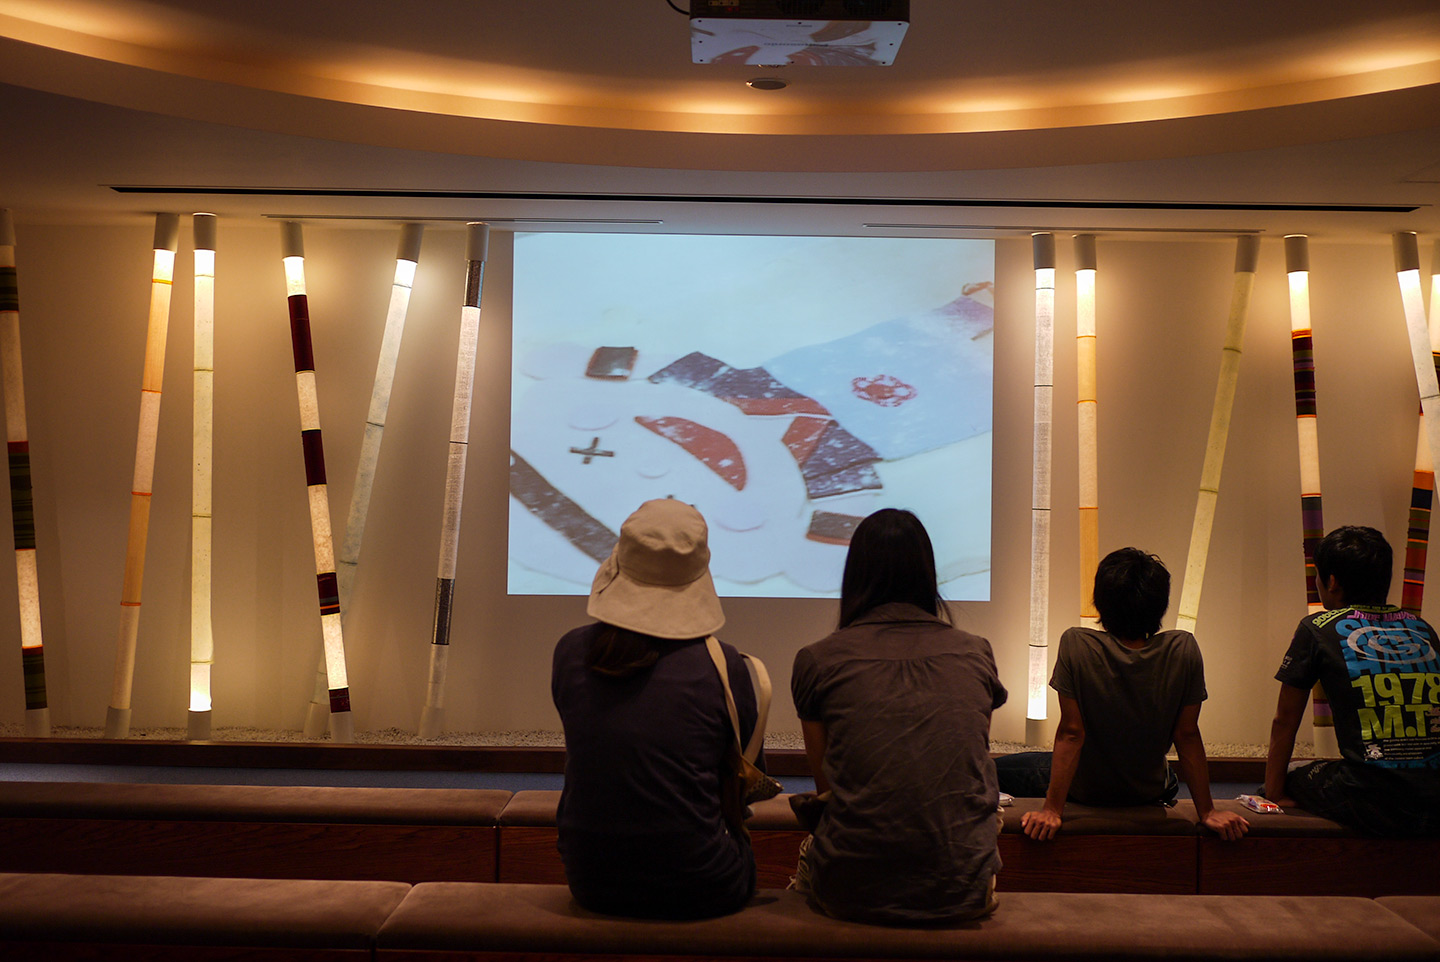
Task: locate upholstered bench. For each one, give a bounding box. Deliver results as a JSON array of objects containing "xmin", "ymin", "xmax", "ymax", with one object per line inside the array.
[
  {"xmin": 1197, "ymin": 798, "xmax": 1440, "ymax": 896},
  {"xmin": 0, "ymin": 780, "xmax": 511, "ymax": 882},
  {"xmin": 999, "ymin": 797, "xmax": 1199, "ymax": 893},
  {"xmin": 0, "ymin": 871, "xmax": 410, "ymax": 961},
  {"xmin": 497, "ymin": 791, "xmax": 1203, "ymax": 894},
  {"xmin": 374, "ymin": 882, "xmax": 1440, "ymax": 961},
  {"xmin": 497, "ymin": 791, "xmax": 805, "ymax": 888},
  {"xmin": 1377, "ymin": 897, "xmax": 1440, "ymax": 943}
]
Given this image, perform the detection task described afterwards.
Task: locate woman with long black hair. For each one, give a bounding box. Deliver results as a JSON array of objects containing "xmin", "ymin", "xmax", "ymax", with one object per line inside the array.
[{"xmin": 791, "ymin": 508, "xmax": 1007, "ymax": 923}]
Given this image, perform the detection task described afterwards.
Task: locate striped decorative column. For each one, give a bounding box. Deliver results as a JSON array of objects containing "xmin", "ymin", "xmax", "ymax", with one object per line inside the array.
[
  {"xmin": 303, "ymin": 223, "xmax": 424, "ymax": 739},
  {"xmin": 282, "ymin": 222, "xmax": 354, "ymax": 743},
  {"xmin": 1026, "ymin": 231, "xmax": 1055, "ymax": 746},
  {"xmin": 1074, "ymin": 234, "xmax": 1100, "ymax": 627},
  {"xmin": 1401, "ymin": 238, "xmax": 1440, "ymax": 619},
  {"xmin": 1284, "ymin": 235, "xmax": 1338, "ymax": 757},
  {"xmin": 106, "ymin": 213, "xmax": 180, "ymax": 739},
  {"xmin": 0, "ymin": 210, "xmax": 49, "ymax": 736},
  {"xmin": 1176, "ymin": 235, "xmax": 1260, "ymax": 634},
  {"xmin": 1395, "ymin": 232, "xmax": 1440, "ymax": 532},
  {"xmin": 188, "ymin": 214, "xmax": 216, "ymax": 741},
  {"xmin": 418, "ymin": 222, "xmax": 489, "ymax": 739}
]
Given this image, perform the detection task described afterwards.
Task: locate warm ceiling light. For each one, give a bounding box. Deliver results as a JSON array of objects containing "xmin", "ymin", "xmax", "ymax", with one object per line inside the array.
[{"xmin": 747, "ymin": 77, "xmax": 788, "ymax": 90}]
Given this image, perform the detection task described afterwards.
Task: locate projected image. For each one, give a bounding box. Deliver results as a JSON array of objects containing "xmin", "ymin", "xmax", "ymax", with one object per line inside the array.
[{"xmin": 509, "ymin": 234, "xmax": 993, "ymax": 599}]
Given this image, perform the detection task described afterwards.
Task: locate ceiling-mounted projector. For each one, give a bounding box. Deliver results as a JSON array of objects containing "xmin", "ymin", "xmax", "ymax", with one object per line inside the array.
[{"xmin": 691, "ymin": 1, "xmax": 910, "ymax": 67}]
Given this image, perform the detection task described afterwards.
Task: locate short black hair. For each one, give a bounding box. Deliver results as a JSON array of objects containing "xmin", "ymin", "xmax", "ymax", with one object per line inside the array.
[
  {"xmin": 1092, "ymin": 548, "xmax": 1170, "ymax": 640},
  {"xmin": 838, "ymin": 508, "xmax": 949, "ymax": 629},
  {"xmin": 1314, "ymin": 525, "xmax": 1392, "ymax": 606}
]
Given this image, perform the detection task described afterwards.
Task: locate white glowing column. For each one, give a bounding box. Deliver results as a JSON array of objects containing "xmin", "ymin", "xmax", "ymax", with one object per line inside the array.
[
  {"xmin": 189, "ymin": 214, "xmax": 216, "ymax": 740},
  {"xmin": 0, "ymin": 210, "xmax": 49, "ymax": 736},
  {"xmin": 283, "ymin": 222, "xmax": 354, "ymax": 743},
  {"xmin": 419, "ymin": 223, "xmax": 489, "ymax": 739},
  {"xmin": 1400, "ymin": 238, "xmax": 1440, "ymax": 621},
  {"xmin": 106, "ymin": 213, "xmax": 180, "ymax": 739},
  {"xmin": 1285, "ymin": 235, "xmax": 1337, "ymax": 757},
  {"xmin": 1396, "ymin": 232, "xmax": 1440, "ymax": 510},
  {"xmin": 1027, "ymin": 232, "xmax": 1055, "ymax": 743},
  {"xmin": 303, "ymin": 223, "xmax": 424, "ymax": 739},
  {"xmin": 1176, "ymin": 235, "xmax": 1259, "ymax": 634},
  {"xmin": 1074, "ymin": 234, "xmax": 1099, "ymax": 627}
]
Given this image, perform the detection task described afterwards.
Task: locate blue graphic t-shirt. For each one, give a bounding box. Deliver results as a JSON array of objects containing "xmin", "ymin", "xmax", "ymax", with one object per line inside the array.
[{"xmin": 1276, "ymin": 606, "xmax": 1440, "ymax": 769}]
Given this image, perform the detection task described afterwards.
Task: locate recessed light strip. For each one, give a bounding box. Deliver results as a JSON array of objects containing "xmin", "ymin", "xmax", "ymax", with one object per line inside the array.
[{"xmin": 105, "ymin": 186, "xmax": 1420, "ymax": 214}]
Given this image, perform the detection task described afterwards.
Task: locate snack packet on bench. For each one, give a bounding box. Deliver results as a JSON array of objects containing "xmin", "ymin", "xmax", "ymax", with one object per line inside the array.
[{"xmin": 1237, "ymin": 794, "xmax": 1282, "ymax": 814}]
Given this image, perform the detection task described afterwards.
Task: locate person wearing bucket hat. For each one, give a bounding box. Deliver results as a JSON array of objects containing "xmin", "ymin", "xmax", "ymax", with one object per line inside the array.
[
  {"xmin": 789, "ymin": 508, "xmax": 1007, "ymax": 924},
  {"xmin": 552, "ymin": 499, "xmax": 761, "ymax": 919}
]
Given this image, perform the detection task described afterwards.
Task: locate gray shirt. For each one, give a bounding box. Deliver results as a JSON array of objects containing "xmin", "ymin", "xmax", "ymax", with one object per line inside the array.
[
  {"xmin": 791, "ymin": 603, "xmax": 1007, "ymax": 923},
  {"xmin": 1051, "ymin": 626, "xmax": 1206, "ymax": 806}
]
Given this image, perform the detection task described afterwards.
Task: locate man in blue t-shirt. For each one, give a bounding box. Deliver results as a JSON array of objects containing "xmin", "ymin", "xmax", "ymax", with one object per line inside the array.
[{"xmin": 1264, "ymin": 525, "xmax": 1440, "ymax": 835}]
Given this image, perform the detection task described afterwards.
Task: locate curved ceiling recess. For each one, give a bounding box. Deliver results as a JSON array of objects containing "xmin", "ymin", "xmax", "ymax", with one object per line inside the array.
[{"xmin": 2, "ymin": 1, "xmax": 1439, "ymax": 172}]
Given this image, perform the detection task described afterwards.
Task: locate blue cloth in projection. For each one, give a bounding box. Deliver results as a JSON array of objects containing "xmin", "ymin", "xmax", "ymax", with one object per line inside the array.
[{"xmin": 764, "ymin": 295, "xmax": 993, "ymax": 461}]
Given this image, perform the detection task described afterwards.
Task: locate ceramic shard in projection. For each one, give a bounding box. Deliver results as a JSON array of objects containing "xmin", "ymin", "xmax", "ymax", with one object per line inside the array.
[
  {"xmin": 0, "ymin": 210, "xmax": 49, "ymax": 736},
  {"xmin": 1027, "ymin": 232, "xmax": 1055, "ymax": 744},
  {"xmin": 189, "ymin": 213, "xmax": 216, "ymax": 741},
  {"xmin": 106, "ymin": 212, "xmax": 180, "ymax": 739},
  {"xmin": 419, "ymin": 222, "xmax": 490, "ymax": 740},
  {"xmin": 303, "ymin": 223, "xmax": 424, "ymax": 739},
  {"xmin": 1175, "ymin": 235, "xmax": 1259, "ymax": 635},
  {"xmin": 1074, "ymin": 234, "xmax": 1099, "ymax": 626},
  {"xmin": 1284, "ymin": 234, "xmax": 1337, "ymax": 758},
  {"xmin": 282, "ymin": 221, "xmax": 354, "ymax": 743}
]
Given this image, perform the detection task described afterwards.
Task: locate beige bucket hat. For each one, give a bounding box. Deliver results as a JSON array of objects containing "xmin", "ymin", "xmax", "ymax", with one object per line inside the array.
[{"xmin": 587, "ymin": 499, "xmax": 725, "ymax": 640}]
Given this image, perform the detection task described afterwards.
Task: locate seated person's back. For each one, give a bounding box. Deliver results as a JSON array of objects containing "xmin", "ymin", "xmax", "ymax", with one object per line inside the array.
[
  {"xmin": 791, "ymin": 509, "xmax": 1008, "ymax": 924},
  {"xmin": 998, "ymin": 548, "xmax": 1247, "ymax": 840},
  {"xmin": 1264, "ymin": 524, "xmax": 1440, "ymax": 836}
]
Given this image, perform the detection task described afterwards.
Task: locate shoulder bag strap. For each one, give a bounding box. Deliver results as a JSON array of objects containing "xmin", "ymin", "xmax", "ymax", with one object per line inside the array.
[{"xmin": 705, "ymin": 636, "xmax": 771, "ymax": 764}]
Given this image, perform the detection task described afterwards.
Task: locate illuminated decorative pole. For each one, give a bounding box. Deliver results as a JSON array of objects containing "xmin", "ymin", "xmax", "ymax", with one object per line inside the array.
[
  {"xmin": 1026, "ymin": 231, "xmax": 1055, "ymax": 746},
  {"xmin": 283, "ymin": 222, "xmax": 354, "ymax": 743},
  {"xmin": 418, "ymin": 222, "xmax": 489, "ymax": 739},
  {"xmin": 1401, "ymin": 238, "xmax": 1440, "ymax": 619},
  {"xmin": 106, "ymin": 213, "xmax": 180, "ymax": 739},
  {"xmin": 1, "ymin": 210, "xmax": 49, "ymax": 736},
  {"xmin": 1396, "ymin": 232, "xmax": 1440, "ymax": 605},
  {"xmin": 1285, "ymin": 234, "xmax": 1337, "ymax": 756},
  {"xmin": 189, "ymin": 213, "xmax": 216, "ymax": 740},
  {"xmin": 302, "ymin": 223, "xmax": 424, "ymax": 739},
  {"xmin": 1175, "ymin": 235, "xmax": 1260, "ymax": 634},
  {"xmin": 1074, "ymin": 234, "xmax": 1099, "ymax": 627}
]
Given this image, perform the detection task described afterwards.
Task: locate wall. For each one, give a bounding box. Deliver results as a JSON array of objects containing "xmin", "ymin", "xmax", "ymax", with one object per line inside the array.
[{"xmin": 0, "ymin": 221, "xmax": 1426, "ymax": 746}]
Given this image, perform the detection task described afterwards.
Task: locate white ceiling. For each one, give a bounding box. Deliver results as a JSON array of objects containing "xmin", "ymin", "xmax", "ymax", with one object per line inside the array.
[{"xmin": 2, "ymin": 0, "xmax": 1439, "ymax": 239}]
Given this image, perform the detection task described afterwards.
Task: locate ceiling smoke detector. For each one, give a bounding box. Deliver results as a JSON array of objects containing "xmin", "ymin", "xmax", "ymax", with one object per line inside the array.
[{"xmin": 691, "ymin": 0, "xmax": 909, "ymax": 67}]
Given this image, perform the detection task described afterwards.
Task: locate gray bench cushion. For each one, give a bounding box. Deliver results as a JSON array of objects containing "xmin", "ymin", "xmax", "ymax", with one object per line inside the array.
[
  {"xmin": 1209, "ymin": 798, "xmax": 1349, "ymax": 836},
  {"xmin": 1378, "ymin": 897, "xmax": 1440, "ymax": 942},
  {"xmin": 0, "ymin": 780, "xmax": 511, "ymax": 824},
  {"xmin": 1002, "ymin": 796, "xmax": 1198, "ymax": 835},
  {"xmin": 377, "ymin": 883, "xmax": 1439, "ymax": 960},
  {"xmin": 0, "ymin": 872, "xmax": 409, "ymax": 948}
]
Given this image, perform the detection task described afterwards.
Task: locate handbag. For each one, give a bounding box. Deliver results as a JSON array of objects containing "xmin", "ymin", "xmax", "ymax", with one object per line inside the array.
[{"xmin": 705, "ymin": 637, "xmax": 783, "ymax": 833}]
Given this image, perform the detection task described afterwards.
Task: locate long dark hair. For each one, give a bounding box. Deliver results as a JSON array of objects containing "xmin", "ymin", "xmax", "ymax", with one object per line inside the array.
[
  {"xmin": 586, "ymin": 624, "xmax": 663, "ymax": 677},
  {"xmin": 838, "ymin": 508, "xmax": 950, "ymax": 628}
]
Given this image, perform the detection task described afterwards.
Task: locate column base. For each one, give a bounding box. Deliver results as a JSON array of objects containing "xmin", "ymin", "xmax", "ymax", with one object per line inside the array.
[
  {"xmin": 302, "ymin": 701, "xmax": 329, "ymax": 739},
  {"xmin": 329, "ymin": 710, "xmax": 355, "ymax": 744},
  {"xmin": 418, "ymin": 705, "xmax": 444, "ymax": 740},
  {"xmin": 1024, "ymin": 716, "xmax": 1053, "ymax": 749},
  {"xmin": 24, "ymin": 707, "xmax": 50, "ymax": 737},
  {"xmin": 103, "ymin": 706, "xmax": 131, "ymax": 739},
  {"xmin": 1312, "ymin": 725, "xmax": 1340, "ymax": 759},
  {"xmin": 187, "ymin": 709, "xmax": 212, "ymax": 741}
]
